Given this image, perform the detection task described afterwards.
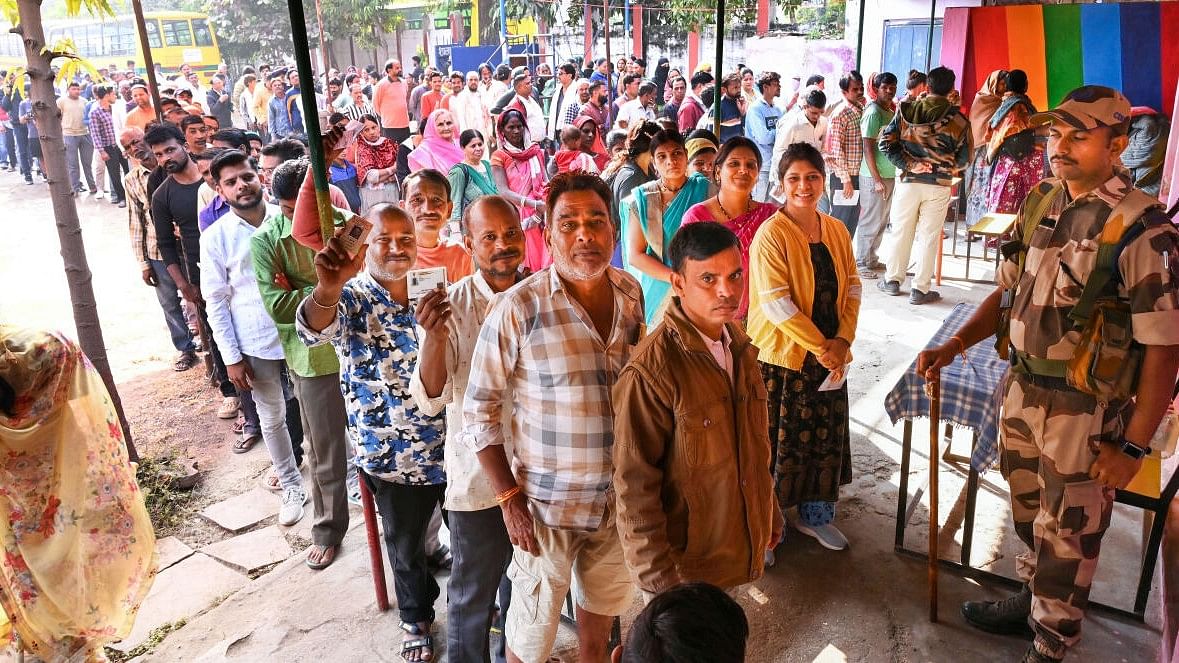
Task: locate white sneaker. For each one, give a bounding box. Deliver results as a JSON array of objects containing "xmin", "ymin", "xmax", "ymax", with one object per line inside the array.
[
  {"xmin": 786, "ymin": 507, "xmax": 849, "ymax": 550},
  {"xmin": 279, "ymin": 486, "xmax": 307, "ymax": 526},
  {"xmin": 94, "ymin": 190, "xmax": 104, "ymax": 199}
]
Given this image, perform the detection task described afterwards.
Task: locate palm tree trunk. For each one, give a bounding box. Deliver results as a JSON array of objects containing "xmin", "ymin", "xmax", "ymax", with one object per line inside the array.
[{"xmin": 14, "ymin": 0, "xmax": 137, "ymax": 461}]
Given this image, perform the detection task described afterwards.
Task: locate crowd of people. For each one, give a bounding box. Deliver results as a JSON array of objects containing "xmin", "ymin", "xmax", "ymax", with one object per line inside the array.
[{"xmin": 5, "ymin": 45, "xmax": 1177, "ymax": 662}]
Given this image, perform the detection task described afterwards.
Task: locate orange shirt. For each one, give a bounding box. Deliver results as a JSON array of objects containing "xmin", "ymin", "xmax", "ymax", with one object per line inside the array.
[
  {"xmin": 124, "ymin": 106, "xmax": 157, "ymax": 131},
  {"xmin": 415, "ymin": 242, "xmax": 473, "ymax": 283},
  {"xmin": 420, "ymin": 91, "xmax": 443, "ymax": 121}
]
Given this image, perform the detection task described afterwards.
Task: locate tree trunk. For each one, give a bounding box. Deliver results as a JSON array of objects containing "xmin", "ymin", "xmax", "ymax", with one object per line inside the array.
[
  {"xmin": 349, "ymin": 35, "xmax": 357, "ymax": 70},
  {"xmin": 477, "ymin": 0, "xmax": 496, "ymax": 46},
  {"xmin": 395, "ymin": 26, "xmax": 403, "ymax": 65},
  {"xmin": 14, "ymin": 0, "xmax": 137, "ymax": 462}
]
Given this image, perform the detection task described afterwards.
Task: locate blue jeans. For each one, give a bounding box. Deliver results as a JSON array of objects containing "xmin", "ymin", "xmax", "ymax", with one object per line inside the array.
[{"xmin": 149, "ymin": 259, "xmax": 198, "ymax": 354}]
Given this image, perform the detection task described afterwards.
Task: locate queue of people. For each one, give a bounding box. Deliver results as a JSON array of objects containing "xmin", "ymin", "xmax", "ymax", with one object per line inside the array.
[{"xmin": 6, "ymin": 47, "xmax": 1173, "ymax": 662}]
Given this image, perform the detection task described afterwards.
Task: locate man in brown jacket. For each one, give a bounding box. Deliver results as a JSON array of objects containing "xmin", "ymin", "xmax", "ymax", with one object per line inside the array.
[{"xmin": 613, "ymin": 222, "xmax": 783, "ymax": 596}]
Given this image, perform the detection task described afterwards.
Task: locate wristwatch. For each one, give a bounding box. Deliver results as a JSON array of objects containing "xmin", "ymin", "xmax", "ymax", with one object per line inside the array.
[{"xmin": 1117, "ymin": 437, "xmax": 1151, "ymax": 460}]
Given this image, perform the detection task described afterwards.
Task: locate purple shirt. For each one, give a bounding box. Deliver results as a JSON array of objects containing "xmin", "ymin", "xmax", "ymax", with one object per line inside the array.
[{"xmin": 198, "ymin": 195, "xmax": 231, "ymax": 232}]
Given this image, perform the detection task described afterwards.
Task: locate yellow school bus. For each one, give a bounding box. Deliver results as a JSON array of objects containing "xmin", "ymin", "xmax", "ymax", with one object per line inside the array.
[{"xmin": 0, "ymin": 11, "xmax": 222, "ymax": 81}]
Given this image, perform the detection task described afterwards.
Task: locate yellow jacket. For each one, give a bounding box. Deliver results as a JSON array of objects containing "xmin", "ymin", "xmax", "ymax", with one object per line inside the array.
[
  {"xmin": 251, "ymin": 87, "xmax": 273, "ymax": 126},
  {"xmin": 747, "ymin": 210, "xmax": 862, "ymax": 369}
]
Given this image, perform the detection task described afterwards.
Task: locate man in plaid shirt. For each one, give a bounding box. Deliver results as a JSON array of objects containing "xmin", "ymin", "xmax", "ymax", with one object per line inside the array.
[
  {"xmin": 825, "ymin": 71, "xmax": 865, "ymax": 235},
  {"xmin": 88, "ymin": 85, "xmax": 128, "ymax": 207},
  {"xmin": 119, "ymin": 126, "xmax": 199, "ymax": 371},
  {"xmin": 463, "ymin": 171, "xmax": 644, "ymax": 663}
]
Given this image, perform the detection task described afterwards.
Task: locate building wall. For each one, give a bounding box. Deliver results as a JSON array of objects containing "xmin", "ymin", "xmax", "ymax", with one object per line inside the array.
[{"xmin": 854, "ymin": 0, "xmax": 984, "ymax": 74}]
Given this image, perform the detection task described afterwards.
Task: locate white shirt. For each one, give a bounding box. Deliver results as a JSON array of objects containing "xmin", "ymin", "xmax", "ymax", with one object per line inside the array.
[
  {"xmin": 408, "ymin": 271, "xmax": 514, "ymax": 511},
  {"xmin": 199, "ymin": 203, "xmax": 284, "ymax": 365},
  {"xmin": 616, "ymin": 97, "xmax": 655, "ymax": 130},
  {"xmin": 770, "ymin": 110, "xmax": 829, "ymax": 196},
  {"xmin": 546, "ymin": 80, "xmax": 579, "ymax": 138},
  {"xmin": 449, "ymin": 88, "xmax": 486, "ymax": 135},
  {"xmin": 695, "ymin": 324, "xmax": 733, "ymax": 383},
  {"xmin": 516, "ymin": 94, "xmax": 547, "ymax": 144}
]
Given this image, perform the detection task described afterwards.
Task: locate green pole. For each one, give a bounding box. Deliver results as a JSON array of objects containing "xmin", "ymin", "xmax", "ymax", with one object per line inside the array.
[
  {"xmin": 287, "ymin": 0, "xmax": 336, "ymax": 243},
  {"xmin": 855, "ymin": 0, "xmax": 867, "ymax": 71},
  {"xmin": 712, "ymin": 0, "xmax": 725, "ymax": 138}
]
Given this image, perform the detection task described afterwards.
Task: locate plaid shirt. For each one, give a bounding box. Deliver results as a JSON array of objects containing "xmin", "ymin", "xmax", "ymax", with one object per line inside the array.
[
  {"xmin": 462, "ymin": 267, "xmax": 645, "ymax": 531},
  {"xmin": 88, "ymin": 103, "xmax": 117, "ymax": 149},
  {"xmin": 827, "ymin": 99, "xmax": 865, "ymax": 182},
  {"xmin": 124, "ymin": 165, "xmax": 161, "ymax": 269}
]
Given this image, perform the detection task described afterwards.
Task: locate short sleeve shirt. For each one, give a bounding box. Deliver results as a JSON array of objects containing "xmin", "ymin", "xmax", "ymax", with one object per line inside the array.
[
  {"xmin": 859, "ymin": 100, "xmax": 896, "ymax": 180},
  {"xmin": 1002, "ymin": 173, "xmax": 1179, "ymax": 360}
]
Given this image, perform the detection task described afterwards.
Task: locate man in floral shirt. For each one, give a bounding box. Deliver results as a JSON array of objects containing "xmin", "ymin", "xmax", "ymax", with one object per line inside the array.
[{"xmin": 296, "ymin": 203, "xmax": 445, "ymax": 662}]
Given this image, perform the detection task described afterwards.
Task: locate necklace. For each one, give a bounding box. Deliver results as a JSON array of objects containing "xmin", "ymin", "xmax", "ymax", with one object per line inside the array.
[
  {"xmin": 784, "ymin": 209, "xmax": 822, "ymax": 243},
  {"xmin": 659, "ymin": 179, "xmax": 684, "ymax": 195},
  {"xmin": 716, "ymin": 194, "xmax": 752, "ymax": 221}
]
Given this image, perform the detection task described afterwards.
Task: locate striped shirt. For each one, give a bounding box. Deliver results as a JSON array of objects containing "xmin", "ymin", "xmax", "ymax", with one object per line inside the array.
[
  {"xmin": 462, "ymin": 266, "xmax": 645, "ymax": 531},
  {"xmin": 124, "ymin": 165, "xmax": 161, "ymax": 268}
]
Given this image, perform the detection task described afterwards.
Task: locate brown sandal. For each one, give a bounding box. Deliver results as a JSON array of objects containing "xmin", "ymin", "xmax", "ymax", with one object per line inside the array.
[
  {"xmin": 174, "ymin": 351, "xmax": 199, "ymax": 372},
  {"xmin": 305, "ymin": 544, "xmax": 339, "ymax": 570}
]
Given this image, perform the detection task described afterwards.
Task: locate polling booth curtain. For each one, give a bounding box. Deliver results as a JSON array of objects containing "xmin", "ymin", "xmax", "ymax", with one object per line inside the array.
[{"xmin": 942, "ymin": 2, "xmax": 1178, "ymax": 117}]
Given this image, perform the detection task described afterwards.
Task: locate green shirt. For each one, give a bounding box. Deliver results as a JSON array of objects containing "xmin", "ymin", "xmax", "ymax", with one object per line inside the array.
[
  {"xmin": 859, "ymin": 100, "xmax": 897, "ymax": 180},
  {"xmin": 250, "ymin": 210, "xmax": 341, "ymax": 378}
]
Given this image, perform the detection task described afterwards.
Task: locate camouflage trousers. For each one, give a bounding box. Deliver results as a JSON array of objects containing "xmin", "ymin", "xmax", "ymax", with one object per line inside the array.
[{"xmin": 998, "ymin": 374, "xmax": 1123, "ymax": 658}]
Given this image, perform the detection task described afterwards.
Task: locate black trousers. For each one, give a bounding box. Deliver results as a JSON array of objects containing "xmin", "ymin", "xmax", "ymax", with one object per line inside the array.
[
  {"xmin": 363, "ymin": 474, "xmax": 446, "ymax": 624},
  {"xmin": 12, "ymin": 124, "xmax": 29, "ymax": 178},
  {"xmin": 103, "ymin": 145, "xmax": 128, "ymax": 202}
]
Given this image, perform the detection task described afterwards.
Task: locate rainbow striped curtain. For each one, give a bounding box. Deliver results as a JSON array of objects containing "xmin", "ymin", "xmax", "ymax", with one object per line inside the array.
[{"xmin": 940, "ymin": 2, "xmax": 1179, "ymax": 115}]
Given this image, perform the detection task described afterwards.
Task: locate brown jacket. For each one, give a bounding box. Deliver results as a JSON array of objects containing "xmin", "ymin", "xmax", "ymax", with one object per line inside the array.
[{"xmin": 612, "ymin": 298, "xmax": 780, "ymax": 593}]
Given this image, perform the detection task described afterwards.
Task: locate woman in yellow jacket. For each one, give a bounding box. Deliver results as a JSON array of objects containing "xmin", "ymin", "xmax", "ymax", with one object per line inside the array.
[{"xmin": 747, "ymin": 142, "xmax": 862, "ymax": 553}]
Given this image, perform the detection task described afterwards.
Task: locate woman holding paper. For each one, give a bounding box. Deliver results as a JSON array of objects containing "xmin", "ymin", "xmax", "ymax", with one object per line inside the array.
[{"xmin": 746, "ymin": 142, "xmax": 861, "ymax": 554}]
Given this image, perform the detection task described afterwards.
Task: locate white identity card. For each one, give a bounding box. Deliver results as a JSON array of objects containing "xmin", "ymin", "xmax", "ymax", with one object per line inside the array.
[
  {"xmin": 832, "ymin": 188, "xmax": 860, "ymax": 206},
  {"xmin": 407, "ymin": 267, "xmax": 447, "ymax": 300},
  {"xmin": 818, "ymin": 365, "xmax": 849, "ymax": 391},
  {"xmin": 338, "ymin": 215, "xmax": 373, "ymax": 258}
]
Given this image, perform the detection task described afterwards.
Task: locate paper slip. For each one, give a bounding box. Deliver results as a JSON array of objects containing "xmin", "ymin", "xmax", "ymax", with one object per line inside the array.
[
  {"xmin": 407, "ymin": 267, "xmax": 447, "ymax": 300},
  {"xmin": 818, "ymin": 365, "xmax": 848, "ymax": 391},
  {"xmin": 338, "ymin": 215, "xmax": 372, "ymax": 258},
  {"xmin": 832, "ymin": 188, "xmax": 860, "ymax": 206}
]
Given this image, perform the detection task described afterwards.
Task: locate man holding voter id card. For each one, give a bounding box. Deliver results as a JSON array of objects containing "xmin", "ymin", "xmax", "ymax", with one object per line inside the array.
[{"xmin": 295, "ymin": 203, "xmax": 447, "ymax": 661}]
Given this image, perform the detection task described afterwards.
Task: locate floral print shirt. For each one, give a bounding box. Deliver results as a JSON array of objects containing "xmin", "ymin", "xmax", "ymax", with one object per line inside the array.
[{"xmin": 296, "ymin": 272, "xmax": 446, "ymax": 485}]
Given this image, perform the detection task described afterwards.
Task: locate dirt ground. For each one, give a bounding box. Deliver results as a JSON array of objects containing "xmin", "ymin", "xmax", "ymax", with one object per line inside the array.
[{"xmin": 2, "ymin": 172, "xmax": 1167, "ymax": 661}]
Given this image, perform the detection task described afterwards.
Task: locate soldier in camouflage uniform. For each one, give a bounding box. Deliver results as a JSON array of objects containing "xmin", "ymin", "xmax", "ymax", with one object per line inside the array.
[{"xmin": 917, "ymin": 85, "xmax": 1179, "ymax": 662}]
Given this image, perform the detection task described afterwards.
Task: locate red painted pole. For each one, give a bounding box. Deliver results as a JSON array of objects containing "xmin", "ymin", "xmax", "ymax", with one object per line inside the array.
[
  {"xmin": 756, "ymin": 0, "xmax": 771, "ymax": 36},
  {"xmin": 688, "ymin": 31, "xmax": 700, "ymax": 74},
  {"xmin": 359, "ymin": 476, "xmax": 390, "ymax": 611},
  {"xmin": 632, "ymin": 5, "xmax": 642, "ymax": 58},
  {"xmin": 584, "ymin": 0, "xmax": 593, "ymax": 65}
]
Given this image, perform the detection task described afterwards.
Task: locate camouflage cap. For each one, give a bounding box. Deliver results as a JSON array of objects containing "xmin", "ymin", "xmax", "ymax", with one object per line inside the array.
[{"xmin": 1031, "ymin": 85, "xmax": 1131, "ymax": 131}]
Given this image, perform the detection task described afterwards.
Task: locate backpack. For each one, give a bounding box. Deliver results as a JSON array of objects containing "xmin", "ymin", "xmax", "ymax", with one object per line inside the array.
[{"xmin": 999, "ymin": 181, "xmax": 1171, "ymax": 403}]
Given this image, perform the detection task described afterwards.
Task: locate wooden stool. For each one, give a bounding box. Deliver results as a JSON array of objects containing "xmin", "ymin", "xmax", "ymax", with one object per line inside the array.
[{"xmin": 964, "ymin": 213, "xmax": 1017, "ymax": 280}]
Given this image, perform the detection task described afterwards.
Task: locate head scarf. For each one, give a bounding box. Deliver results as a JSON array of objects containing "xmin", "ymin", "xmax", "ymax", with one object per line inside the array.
[
  {"xmin": 355, "ymin": 125, "xmax": 398, "ymax": 185},
  {"xmin": 574, "ymin": 114, "xmax": 608, "ymax": 170},
  {"xmin": 968, "ymin": 69, "xmax": 1006, "ymax": 149},
  {"xmin": 408, "ymin": 108, "xmax": 465, "ymax": 173},
  {"xmin": 0, "ymin": 326, "xmax": 156, "ymax": 660},
  {"xmin": 685, "ymin": 137, "xmax": 718, "ymax": 163}
]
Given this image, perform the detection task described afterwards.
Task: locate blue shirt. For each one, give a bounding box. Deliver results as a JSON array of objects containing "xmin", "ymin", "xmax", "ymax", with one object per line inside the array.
[
  {"xmin": 296, "ymin": 272, "xmax": 446, "ymax": 485},
  {"xmin": 744, "ymin": 97, "xmax": 782, "ymax": 172},
  {"xmin": 19, "ymin": 100, "xmax": 36, "ymax": 139},
  {"xmin": 268, "ymin": 96, "xmax": 292, "ymax": 138},
  {"xmin": 719, "ymin": 96, "xmax": 744, "ymax": 143}
]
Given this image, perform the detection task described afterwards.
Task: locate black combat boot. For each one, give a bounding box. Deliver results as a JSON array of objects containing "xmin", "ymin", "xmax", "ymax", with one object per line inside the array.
[
  {"xmin": 961, "ymin": 585, "xmax": 1034, "ymax": 636},
  {"xmin": 1019, "ymin": 644, "xmax": 1063, "ymax": 662}
]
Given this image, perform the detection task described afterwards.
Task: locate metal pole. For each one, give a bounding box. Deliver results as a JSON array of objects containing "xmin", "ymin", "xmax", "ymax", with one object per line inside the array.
[
  {"xmin": 604, "ymin": 0, "xmax": 613, "ymax": 109},
  {"xmin": 287, "ymin": 0, "xmax": 335, "ymax": 243},
  {"xmin": 130, "ymin": 0, "xmax": 163, "ymax": 119},
  {"xmin": 713, "ymin": 0, "xmax": 725, "ymax": 138},
  {"xmin": 855, "ymin": 0, "xmax": 867, "ymax": 71},
  {"xmin": 359, "ymin": 476, "xmax": 390, "ymax": 611},
  {"xmin": 926, "ymin": 0, "xmax": 936, "ymax": 73},
  {"xmin": 624, "ymin": 0, "xmax": 630, "ymax": 58},
  {"xmin": 499, "ymin": 0, "xmax": 509, "ymax": 66}
]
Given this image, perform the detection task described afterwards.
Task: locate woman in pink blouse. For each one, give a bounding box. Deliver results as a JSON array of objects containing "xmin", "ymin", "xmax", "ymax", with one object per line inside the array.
[{"xmin": 682, "ymin": 136, "xmax": 777, "ymax": 319}]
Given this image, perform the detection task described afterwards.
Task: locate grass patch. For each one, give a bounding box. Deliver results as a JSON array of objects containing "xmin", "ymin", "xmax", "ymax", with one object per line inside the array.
[
  {"xmin": 136, "ymin": 455, "xmax": 195, "ymax": 537},
  {"xmin": 104, "ymin": 619, "xmax": 186, "ymax": 662}
]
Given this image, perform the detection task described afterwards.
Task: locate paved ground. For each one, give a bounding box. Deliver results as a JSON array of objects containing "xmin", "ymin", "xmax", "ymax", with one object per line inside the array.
[{"xmin": 0, "ymin": 173, "xmax": 1168, "ymax": 661}]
